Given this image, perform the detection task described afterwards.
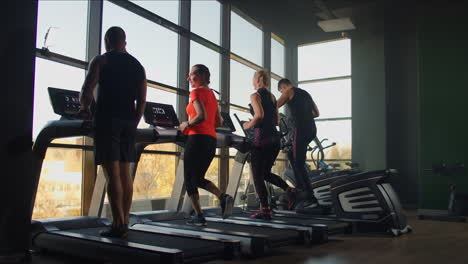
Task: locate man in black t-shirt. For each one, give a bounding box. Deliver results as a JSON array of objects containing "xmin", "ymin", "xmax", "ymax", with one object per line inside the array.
[
  {"xmin": 79, "ymin": 27, "xmax": 147, "ymax": 238},
  {"xmin": 277, "ymin": 78, "xmax": 320, "ymax": 209}
]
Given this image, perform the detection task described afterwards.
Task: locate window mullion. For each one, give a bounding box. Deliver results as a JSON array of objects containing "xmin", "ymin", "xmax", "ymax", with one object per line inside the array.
[{"xmin": 82, "ymin": 0, "xmax": 103, "ymax": 217}]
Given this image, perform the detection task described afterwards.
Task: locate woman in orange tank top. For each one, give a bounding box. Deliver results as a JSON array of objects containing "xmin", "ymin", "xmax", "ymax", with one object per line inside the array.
[{"xmin": 179, "ymin": 64, "xmax": 234, "ymax": 226}]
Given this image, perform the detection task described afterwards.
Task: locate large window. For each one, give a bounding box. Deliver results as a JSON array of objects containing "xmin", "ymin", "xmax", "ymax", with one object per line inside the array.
[
  {"xmin": 231, "ymin": 11, "xmax": 263, "ymax": 66},
  {"xmin": 271, "ymin": 36, "xmax": 285, "ymax": 77},
  {"xmin": 33, "ymin": 1, "xmax": 89, "ymax": 220},
  {"xmin": 191, "ymin": 1, "xmax": 221, "ymax": 45},
  {"xmin": 298, "ymin": 39, "xmax": 351, "ymax": 81},
  {"xmin": 102, "ymin": 1, "xmax": 178, "ymax": 86},
  {"xmin": 270, "ymin": 77, "xmax": 283, "ymax": 108},
  {"xmin": 301, "ymin": 79, "xmax": 351, "ymax": 119},
  {"xmin": 230, "ymin": 59, "xmax": 256, "ymax": 107},
  {"xmin": 190, "ymin": 41, "xmax": 221, "ymax": 91},
  {"xmin": 32, "ymin": 148, "xmax": 83, "ymax": 219},
  {"xmin": 133, "ymin": 153, "xmax": 177, "ymax": 201},
  {"xmin": 298, "ymin": 39, "xmax": 352, "ymax": 164},
  {"xmin": 316, "ymin": 120, "xmax": 352, "ymax": 160},
  {"xmin": 130, "ymin": 0, "xmax": 179, "ymax": 25},
  {"xmin": 33, "ymin": 58, "xmax": 85, "ymax": 140},
  {"xmin": 36, "ymin": 1, "xmax": 88, "ymax": 60},
  {"xmin": 33, "ymin": 0, "xmax": 286, "ymax": 219}
]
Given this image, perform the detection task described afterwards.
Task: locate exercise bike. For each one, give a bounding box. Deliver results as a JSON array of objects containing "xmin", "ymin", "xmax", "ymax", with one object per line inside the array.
[{"xmin": 418, "ymin": 162, "xmax": 468, "ymax": 222}]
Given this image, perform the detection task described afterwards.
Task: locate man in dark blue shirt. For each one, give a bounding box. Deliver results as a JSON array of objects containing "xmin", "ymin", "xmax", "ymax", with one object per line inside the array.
[
  {"xmin": 277, "ymin": 78, "xmax": 320, "ymax": 209},
  {"xmin": 79, "ymin": 27, "xmax": 147, "ymax": 238}
]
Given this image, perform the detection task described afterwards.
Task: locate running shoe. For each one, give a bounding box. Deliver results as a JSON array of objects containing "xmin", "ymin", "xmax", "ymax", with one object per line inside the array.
[
  {"xmin": 295, "ymin": 197, "xmax": 319, "ymax": 210},
  {"xmin": 186, "ymin": 214, "xmax": 207, "ymax": 226},
  {"xmin": 249, "ymin": 208, "xmax": 272, "ymax": 220},
  {"xmin": 100, "ymin": 225, "xmax": 128, "ymax": 238}
]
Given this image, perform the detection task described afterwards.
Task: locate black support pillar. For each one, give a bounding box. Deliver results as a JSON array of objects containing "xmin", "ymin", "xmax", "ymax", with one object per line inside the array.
[{"xmin": 1, "ymin": 0, "xmax": 38, "ymax": 260}]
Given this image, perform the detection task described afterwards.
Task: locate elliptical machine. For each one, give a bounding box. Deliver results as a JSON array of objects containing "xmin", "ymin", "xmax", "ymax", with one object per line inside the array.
[
  {"xmin": 276, "ymin": 116, "xmax": 360, "ymax": 212},
  {"xmin": 282, "ymin": 138, "xmax": 360, "ymax": 187},
  {"xmin": 236, "ymin": 115, "xmax": 412, "ymax": 236}
]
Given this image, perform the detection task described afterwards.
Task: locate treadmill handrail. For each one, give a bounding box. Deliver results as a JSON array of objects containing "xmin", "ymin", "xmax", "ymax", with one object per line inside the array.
[
  {"xmin": 33, "ymin": 119, "xmax": 92, "ymax": 159},
  {"xmin": 216, "ymin": 131, "xmax": 250, "ymax": 153}
]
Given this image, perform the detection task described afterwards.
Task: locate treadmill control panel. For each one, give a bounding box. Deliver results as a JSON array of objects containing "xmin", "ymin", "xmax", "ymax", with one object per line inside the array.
[
  {"xmin": 144, "ymin": 102, "xmax": 180, "ymax": 128},
  {"xmin": 48, "ymin": 87, "xmax": 94, "ymax": 119},
  {"xmin": 218, "ymin": 112, "xmax": 236, "ymax": 133}
]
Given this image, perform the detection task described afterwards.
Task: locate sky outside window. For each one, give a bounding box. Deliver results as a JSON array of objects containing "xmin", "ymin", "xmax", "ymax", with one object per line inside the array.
[
  {"xmin": 191, "ymin": 0, "xmax": 221, "ymax": 45},
  {"xmin": 36, "ymin": 0, "xmax": 88, "ymax": 60},
  {"xmin": 270, "ymin": 78, "xmax": 280, "ymax": 99},
  {"xmin": 301, "ymin": 79, "xmax": 351, "ymax": 119},
  {"xmin": 230, "ymin": 59, "xmax": 256, "ymax": 107},
  {"xmin": 231, "ymin": 11, "xmax": 263, "ymax": 66},
  {"xmin": 102, "ymin": 1, "xmax": 178, "ymax": 87},
  {"xmin": 271, "ymin": 37, "xmax": 285, "ymax": 76},
  {"xmin": 298, "ymin": 39, "xmax": 351, "ymax": 81},
  {"xmin": 33, "ymin": 58, "xmax": 85, "ymax": 139},
  {"xmin": 130, "ymin": 0, "xmax": 179, "ymax": 25}
]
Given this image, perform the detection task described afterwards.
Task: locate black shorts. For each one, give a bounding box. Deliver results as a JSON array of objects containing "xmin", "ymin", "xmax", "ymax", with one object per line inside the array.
[{"xmin": 94, "ymin": 117, "xmax": 137, "ymax": 165}]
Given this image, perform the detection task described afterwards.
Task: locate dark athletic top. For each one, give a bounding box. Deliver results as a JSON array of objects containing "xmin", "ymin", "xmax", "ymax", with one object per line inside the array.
[
  {"xmin": 96, "ymin": 51, "xmax": 145, "ymax": 121},
  {"xmin": 250, "ymin": 88, "xmax": 279, "ymax": 146},
  {"xmin": 284, "ymin": 87, "xmax": 316, "ymax": 133}
]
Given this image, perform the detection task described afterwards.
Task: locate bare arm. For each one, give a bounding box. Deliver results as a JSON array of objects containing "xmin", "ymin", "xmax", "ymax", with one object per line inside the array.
[
  {"xmin": 244, "ymin": 93, "xmax": 263, "ymax": 130},
  {"xmin": 135, "ymin": 69, "xmax": 147, "ymax": 124},
  {"xmin": 79, "ymin": 55, "xmax": 102, "ymax": 111},
  {"xmin": 311, "ymin": 98, "xmax": 320, "ymax": 118},
  {"xmin": 188, "ymin": 99, "xmax": 206, "ymax": 127},
  {"xmin": 276, "ymin": 88, "xmax": 293, "ymax": 108}
]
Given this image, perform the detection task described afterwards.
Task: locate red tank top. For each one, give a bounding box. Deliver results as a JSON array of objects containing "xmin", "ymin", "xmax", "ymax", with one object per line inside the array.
[{"xmin": 185, "ymin": 88, "xmax": 218, "ymax": 139}]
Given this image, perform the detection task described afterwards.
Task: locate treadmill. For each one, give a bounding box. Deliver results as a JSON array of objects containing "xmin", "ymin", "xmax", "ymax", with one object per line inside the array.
[
  {"xmin": 225, "ymin": 115, "xmax": 412, "ymax": 236},
  {"xmin": 128, "ymin": 104, "xmax": 327, "ymax": 257},
  {"xmin": 30, "ymin": 88, "xmax": 241, "ymax": 264},
  {"xmin": 181, "ymin": 114, "xmax": 351, "ymax": 236}
]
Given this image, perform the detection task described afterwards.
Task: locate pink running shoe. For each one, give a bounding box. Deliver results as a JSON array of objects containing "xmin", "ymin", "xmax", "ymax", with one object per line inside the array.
[{"xmin": 249, "ymin": 208, "xmax": 272, "ymax": 220}]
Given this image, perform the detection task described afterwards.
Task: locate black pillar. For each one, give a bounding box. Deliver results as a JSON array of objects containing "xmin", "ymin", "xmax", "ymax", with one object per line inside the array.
[{"xmin": 1, "ymin": 0, "xmax": 38, "ymax": 259}]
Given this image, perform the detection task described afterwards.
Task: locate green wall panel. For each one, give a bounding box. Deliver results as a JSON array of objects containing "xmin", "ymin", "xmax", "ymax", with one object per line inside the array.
[{"xmin": 419, "ymin": 16, "xmax": 468, "ymax": 210}]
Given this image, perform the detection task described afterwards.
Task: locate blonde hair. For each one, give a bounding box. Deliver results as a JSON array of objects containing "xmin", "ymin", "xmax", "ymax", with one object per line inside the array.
[{"xmin": 255, "ymin": 70, "xmax": 270, "ymax": 88}]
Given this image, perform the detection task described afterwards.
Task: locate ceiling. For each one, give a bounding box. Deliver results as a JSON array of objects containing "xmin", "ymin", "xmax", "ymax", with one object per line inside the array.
[{"xmin": 226, "ymin": 0, "xmax": 378, "ymax": 44}]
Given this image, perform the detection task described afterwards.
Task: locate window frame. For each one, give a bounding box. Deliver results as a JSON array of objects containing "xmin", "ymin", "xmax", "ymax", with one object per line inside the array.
[
  {"xmin": 298, "ymin": 37, "xmax": 352, "ymax": 163},
  {"xmin": 33, "ymin": 0, "xmax": 288, "ymax": 218}
]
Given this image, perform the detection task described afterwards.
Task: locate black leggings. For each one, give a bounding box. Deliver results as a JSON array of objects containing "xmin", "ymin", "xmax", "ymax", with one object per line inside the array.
[
  {"xmin": 184, "ymin": 135, "xmax": 217, "ymax": 196},
  {"xmin": 250, "ymin": 140, "xmax": 289, "ymax": 208},
  {"xmin": 287, "ymin": 127, "xmax": 316, "ymax": 192}
]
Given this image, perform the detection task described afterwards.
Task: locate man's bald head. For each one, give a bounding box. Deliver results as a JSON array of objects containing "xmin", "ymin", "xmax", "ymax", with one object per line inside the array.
[{"xmin": 104, "ymin": 26, "xmax": 126, "ymax": 52}]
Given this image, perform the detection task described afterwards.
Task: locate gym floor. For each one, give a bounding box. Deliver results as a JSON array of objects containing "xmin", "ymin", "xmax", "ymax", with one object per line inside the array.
[
  {"xmin": 211, "ymin": 211, "xmax": 468, "ymax": 264},
  {"xmin": 27, "ymin": 212, "xmax": 468, "ymax": 264}
]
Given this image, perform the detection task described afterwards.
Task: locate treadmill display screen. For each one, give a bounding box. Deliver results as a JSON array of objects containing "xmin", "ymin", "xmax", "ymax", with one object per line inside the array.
[
  {"xmin": 144, "ymin": 102, "xmax": 179, "ymax": 128},
  {"xmin": 48, "ymin": 87, "xmax": 82, "ymax": 117},
  {"xmin": 220, "ymin": 112, "xmax": 236, "ymax": 132}
]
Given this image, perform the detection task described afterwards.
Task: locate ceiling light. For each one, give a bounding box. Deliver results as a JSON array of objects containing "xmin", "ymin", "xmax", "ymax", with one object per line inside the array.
[{"xmin": 318, "ymin": 17, "xmax": 355, "ymax": 32}]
